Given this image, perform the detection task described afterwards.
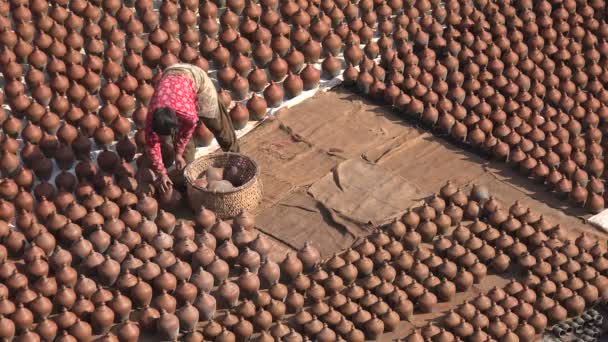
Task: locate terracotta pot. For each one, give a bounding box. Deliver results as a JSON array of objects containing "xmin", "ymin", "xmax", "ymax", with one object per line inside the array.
[
  {"xmin": 229, "ymin": 103, "xmax": 250, "ymax": 130},
  {"xmin": 300, "ymin": 64, "xmax": 320, "ymax": 90},
  {"xmin": 263, "ymin": 81, "xmax": 284, "ymax": 108},
  {"xmin": 283, "ymin": 72, "xmax": 304, "ymax": 98}
]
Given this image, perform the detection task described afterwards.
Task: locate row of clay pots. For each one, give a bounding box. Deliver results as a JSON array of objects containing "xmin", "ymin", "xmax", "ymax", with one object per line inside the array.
[
  {"xmin": 351, "ymin": 72, "xmax": 608, "ymax": 214},
  {"xmin": 0, "ymin": 0, "xmax": 427, "ymax": 148},
  {"xmin": 15, "ymin": 182, "xmax": 422, "ymax": 342},
  {"xmin": 0, "ymin": 0, "xmax": 355, "ymax": 217},
  {"xmin": 304, "ymin": 190, "xmax": 493, "ymax": 337},
  {"xmin": 0, "ymin": 175, "xmax": 601, "ymax": 341},
  {"xmin": 2, "ymin": 0, "xmax": 608, "ymax": 340},
  {"xmin": 437, "ymin": 182, "xmax": 607, "ymax": 287},
  {"xmin": 0, "ymin": 201, "xmax": 287, "ymax": 340},
  {"xmin": 337, "ymin": 0, "xmax": 608, "ymax": 211},
  {"xmin": 420, "ymin": 183, "xmax": 607, "ymax": 341},
  {"xmin": 0, "ymin": 168, "xmax": 548, "ymax": 340},
  {"xmin": 435, "ymin": 274, "xmax": 598, "ymax": 342},
  {"xmin": 0, "ymin": 0, "xmax": 360, "ymax": 158},
  {"xmin": 191, "ymin": 184, "xmax": 487, "ymax": 341}
]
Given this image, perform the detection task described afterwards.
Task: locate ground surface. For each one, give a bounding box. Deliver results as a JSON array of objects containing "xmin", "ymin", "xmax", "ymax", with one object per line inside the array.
[{"xmin": 228, "ymin": 88, "xmax": 608, "ymax": 339}]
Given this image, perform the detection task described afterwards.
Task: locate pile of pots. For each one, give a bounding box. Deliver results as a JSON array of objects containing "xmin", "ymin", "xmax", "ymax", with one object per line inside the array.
[
  {"xmin": 551, "ymin": 308, "xmax": 604, "ymax": 341},
  {"xmin": 0, "ymin": 198, "xmax": 287, "ymax": 341},
  {"xmin": 343, "ymin": 0, "xmax": 608, "ymax": 213},
  {"xmin": 398, "ymin": 182, "xmax": 607, "ymax": 342},
  {"xmin": 0, "ymin": 0, "xmax": 607, "ymax": 338},
  {"xmin": 0, "ymin": 161, "xmax": 605, "ymax": 341},
  {"xmin": 0, "ymin": 0, "xmax": 371, "ymax": 334}
]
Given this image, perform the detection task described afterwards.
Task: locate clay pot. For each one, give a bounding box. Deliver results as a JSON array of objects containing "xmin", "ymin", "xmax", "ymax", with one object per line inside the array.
[
  {"xmin": 247, "ymin": 38, "xmax": 272, "ymax": 66},
  {"xmin": 89, "ymin": 302, "xmax": 115, "ymax": 335},
  {"xmin": 301, "ymin": 38, "xmax": 321, "ymax": 63},
  {"xmin": 135, "ymin": 193, "xmax": 158, "ymax": 221},
  {"xmin": 563, "ymin": 294, "xmax": 586, "ymax": 316},
  {"xmin": 156, "ymin": 309, "xmax": 179, "ymax": 340},
  {"xmin": 285, "ymin": 48, "xmax": 305, "ymax": 74},
  {"xmin": 300, "ymin": 64, "xmax": 320, "ymax": 90},
  {"xmin": 102, "ymin": 319, "xmax": 135, "ymax": 342},
  {"xmin": 214, "ymin": 279, "xmax": 239, "ymax": 309},
  {"xmin": 296, "ymin": 241, "xmax": 320, "ymax": 271},
  {"xmin": 284, "ymin": 72, "xmax": 304, "ymax": 98},
  {"xmin": 242, "ymin": 95, "xmax": 268, "ymax": 123},
  {"xmin": 123, "ymin": 306, "xmax": 154, "ymax": 335},
  {"xmin": 170, "ymin": 300, "xmax": 198, "ymax": 334},
  {"xmin": 418, "ymin": 289, "xmax": 438, "ymax": 313},
  {"xmin": 263, "ymin": 81, "xmax": 284, "ymax": 108},
  {"xmin": 268, "ymin": 54, "xmax": 288, "ymax": 82},
  {"xmin": 322, "ymin": 55, "xmax": 342, "ymax": 79},
  {"xmin": 229, "ymin": 103, "xmax": 250, "ymax": 130}
]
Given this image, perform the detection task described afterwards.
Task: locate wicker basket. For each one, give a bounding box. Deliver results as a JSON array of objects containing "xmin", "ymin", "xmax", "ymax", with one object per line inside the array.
[{"xmin": 184, "ymin": 152, "xmax": 263, "ymax": 219}]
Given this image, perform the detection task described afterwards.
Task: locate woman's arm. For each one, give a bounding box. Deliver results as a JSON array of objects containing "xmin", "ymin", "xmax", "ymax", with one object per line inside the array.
[
  {"xmin": 144, "ymin": 112, "xmax": 168, "ymax": 175},
  {"xmin": 173, "ymin": 111, "xmax": 197, "ymax": 158}
]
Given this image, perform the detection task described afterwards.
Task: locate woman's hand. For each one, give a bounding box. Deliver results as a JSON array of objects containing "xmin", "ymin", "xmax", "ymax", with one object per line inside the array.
[
  {"xmin": 156, "ymin": 173, "xmax": 174, "ymax": 194},
  {"xmin": 175, "ymin": 155, "xmax": 187, "ymax": 171}
]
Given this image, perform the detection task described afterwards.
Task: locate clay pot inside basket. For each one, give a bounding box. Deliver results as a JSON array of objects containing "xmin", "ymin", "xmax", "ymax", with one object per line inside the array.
[{"xmin": 186, "ymin": 155, "xmax": 261, "ymax": 218}]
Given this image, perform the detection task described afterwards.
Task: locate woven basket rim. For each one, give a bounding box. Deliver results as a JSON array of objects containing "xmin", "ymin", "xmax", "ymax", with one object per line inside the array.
[{"xmin": 184, "ymin": 152, "xmax": 261, "ymax": 194}]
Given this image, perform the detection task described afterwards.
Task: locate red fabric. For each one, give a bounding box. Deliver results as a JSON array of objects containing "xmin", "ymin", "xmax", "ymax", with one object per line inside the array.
[{"xmin": 145, "ymin": 74, "xmax": 198, "ymax": 175}]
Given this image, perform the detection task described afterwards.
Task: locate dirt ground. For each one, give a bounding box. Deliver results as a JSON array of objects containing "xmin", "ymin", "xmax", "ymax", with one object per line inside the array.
[{"xmin": 223, "ymin": 88, "xmax": 608, "ymax": 338}]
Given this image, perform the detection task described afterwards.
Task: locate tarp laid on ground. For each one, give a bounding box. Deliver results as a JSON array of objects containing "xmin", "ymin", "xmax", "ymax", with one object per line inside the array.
[
  {"xmin": 309, "ymin": 158, "xmax": 421, "ymax": 227},
  {"xmin": 254, "ymin": 191, "xmax": 368, "ymax": 255},
  {"xmin": 239, "ymin": 90, "xmax": 600, "ymax": 260},
  {"xmin": 255, "ymin": 159, "xmax": 421, "ymax": 256},
  {"xmin": 587, "ymin": 210, "xmax": 608, "ymax": 233}
]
